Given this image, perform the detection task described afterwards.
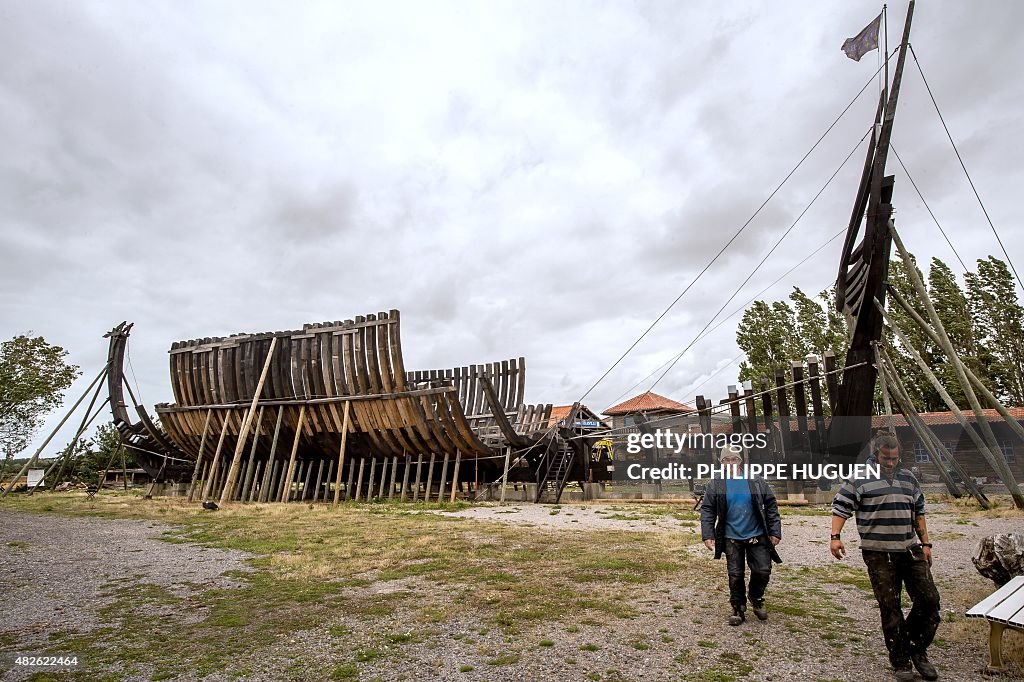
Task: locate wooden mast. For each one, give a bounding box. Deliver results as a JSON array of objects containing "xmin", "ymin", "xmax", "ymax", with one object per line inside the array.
[{"xmin": 829, "ymin": 0, "xmax": 915, "ymax": 463}]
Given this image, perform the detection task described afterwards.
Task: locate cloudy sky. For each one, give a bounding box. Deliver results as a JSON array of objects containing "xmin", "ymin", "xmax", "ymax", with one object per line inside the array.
[{"xmin": 3, "ymin": 0, "xmax": 1022, "ymax": 451}]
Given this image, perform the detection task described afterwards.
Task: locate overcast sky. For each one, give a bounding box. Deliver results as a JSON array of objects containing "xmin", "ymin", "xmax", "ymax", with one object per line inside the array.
[{"xmin": 3, "ymin": 0, "xmax": 1022, "ymax": 453}]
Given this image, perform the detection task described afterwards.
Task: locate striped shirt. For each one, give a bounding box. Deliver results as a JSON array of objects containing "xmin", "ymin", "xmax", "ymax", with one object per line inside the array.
[{"xmin": 831, "ymin": 457, "xmax": 925, "ymax": 552}]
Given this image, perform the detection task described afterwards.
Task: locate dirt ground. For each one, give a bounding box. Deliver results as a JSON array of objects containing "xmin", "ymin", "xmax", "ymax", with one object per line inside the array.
[{"xmin": 1, "ymin": 497, "xmax": 1022, "ymax": 681}]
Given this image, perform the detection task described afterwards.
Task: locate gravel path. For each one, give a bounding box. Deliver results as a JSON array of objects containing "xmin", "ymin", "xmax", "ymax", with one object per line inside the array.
[
  {"xmin": 0, "ymin": 509, "xmax": 252, "ymax": 681},
  {"xmin": 1, "ymin": 503, "xmax": 1021, "ymax": 681}
]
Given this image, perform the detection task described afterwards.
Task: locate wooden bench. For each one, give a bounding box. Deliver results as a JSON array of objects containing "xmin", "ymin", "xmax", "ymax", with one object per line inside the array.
[{"xmin": 966, "ymin": 574, "xmax": 1024, "ymax": 673}]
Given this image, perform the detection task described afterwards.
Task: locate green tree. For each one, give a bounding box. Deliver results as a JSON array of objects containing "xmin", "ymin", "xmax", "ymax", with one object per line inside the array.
[
  {"xmin": 736, "ymin": 300, "xmax": 800, "ymax": 385},
  {"xmin": 81, "ymin": 423, "xmax": 128, "ymax": 485},
  {"xmin": 0, "ymin": 335, "xmax": 80, "ymax": 461},
  {"xmin": 736, "ymin": 288, "xmax": 848, "ymax": 413},
  {"xmin": 966, "ymin": 257, "xmax": 1024, "ymax": 405}
]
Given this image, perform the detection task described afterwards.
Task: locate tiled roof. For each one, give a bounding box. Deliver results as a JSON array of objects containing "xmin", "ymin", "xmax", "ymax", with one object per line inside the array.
[
  {"xmin": 548, "ymin": 405, "xmax": 573, "ymax": 424},
  {"xmin": 604, "ymin": 391, "xmax": 695, "ymax": 416},
  {"xmin": 546, "ymin": 404, "xmax": 605, "ymax": 427},
  {"xmin": 871, "ymin": 407, "xmax": 1024, "ymax": 428},
  {"xmin": 707, "ymin": 408, "xmax": 1024, "ymax": 434}
]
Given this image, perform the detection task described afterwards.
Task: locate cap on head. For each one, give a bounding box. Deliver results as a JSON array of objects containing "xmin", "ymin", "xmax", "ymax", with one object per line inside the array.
[{"xmin": 720, "ymin": 444, "xmax": 745, "ymax": 463}]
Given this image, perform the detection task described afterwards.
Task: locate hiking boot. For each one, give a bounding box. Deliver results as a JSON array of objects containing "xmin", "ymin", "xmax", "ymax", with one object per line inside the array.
[
  {"xmin": 728, "ymin": 607, "xmax": 745, "ymax": 626},
  {"xmin": 893, "ymin": 664, "xmax": 914, "ymax": 681},
  {"xmin": 912, "ymin": 652, "xmax": 938, "ymax": 680},
  {"xmin": 751, "ymin": 602, "xmax": 768, "ymax": 621}
]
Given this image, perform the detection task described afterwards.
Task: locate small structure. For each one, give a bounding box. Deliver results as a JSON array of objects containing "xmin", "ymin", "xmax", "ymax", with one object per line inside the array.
[
  {"xmin": 546, "ymin": 405, "xmax": 607, "ymax": 434},
  {"xmin": 603, "ymin": 391, "xmax": 694, "ymax": 461},
  {"xmin": 876, "ymin": 410, "xmax": 1023, "ymax": 484}
]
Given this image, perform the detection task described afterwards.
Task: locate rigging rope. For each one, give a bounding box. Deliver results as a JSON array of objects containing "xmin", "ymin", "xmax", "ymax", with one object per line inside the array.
[
  {"xmin": 575, "ymin": 52, "xmax": 898, "ymax": 404},
  {"xmin": 890, "ymin": 144, "xmax": 968, "ymax": 272},
  {"xmin": 909, "ymin": 43, "xmax": 1023, "ymax": 292},
  {"xmin": 644, "ymin": 127, "xmax": 872, "ymax": 395}
]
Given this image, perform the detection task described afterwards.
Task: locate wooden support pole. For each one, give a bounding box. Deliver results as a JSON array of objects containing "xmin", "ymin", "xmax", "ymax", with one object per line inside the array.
[
  {"xmin": 187, "ymin": 409, "xmax": 214, "ymax": 502},
  {"xmin": 312, "ymin": 458, "xmax": 325, "ymax": 503},
  {"xmin": 876, "ymin": 345, "xmax": 975, "ymax": 502},
  {"xmin": 300, "ymin": 460, "xmax": 312, "ymax": 501},
  {"xmin": 449, "ymin": 452, "xmax": 462, "ymax": 504},
  {"xmin": 35, "ymin": 393, "xmax": 109, "ymax": 494},
  {"xmin": 387, "ymin": 456, "xmax": 398, "ymax": 499},
  {"xmin": 775, "ymin": 368, "xmax": 791, "ymax": 458},
  {"xmin": 280, "ymin": 405, "xmax": 306, "ymax": 503},
  {"xmin": 239, "ymin": 406, "xmax": 265, "ymax": 503},
  {"xmin": 400, "ymin": 454, "xmax": 411, "ymax": 502},
  {"xmin": 332, "ymin": 401, "xmax": 352, "ymax": 505},
  {"xmin": 220, "ymin": 338, "xmax": 278, "ymax": 505},
  {"xmin": 438, "ymin": 453, "xmax": 450, "ymax": 503},
  {"xmin": 198, "ymin": 460, "xmax": 211, "ymax": 496},
  {"xmin": 355, "ymin": 457, "xmax": 366, "ymax": 500},
  {"xmin": 500, "ymin": 447, "xmax": 511, "ymax": 503},
  {"xmin": 412, "ymin": 454, "xmax": 423, "ymax": 502},
  {"xmin": 345, "ymin": 458, "xmax": 355, "ymax": 501},
  {"xmin": 888, "ymin": 285, "xmax": 1024, "ymax": 449},
  {"xmin": 368, "ymin": 458, "xmax": 378, "ymax": 500},
  {"xmin": 267, "ymin": 460, "xmax": 280, "ymax": 502},
  {"xmin": 376, "ymin": 457, "xmax": 388, "ymax": 499},
  {"xmin": 892, "ymin": 230, "xmax": 1024, "ymax": 508},
  {"xmin": 791, "ymin": 362, "xmax": 809, "ymax": 456},
  {"xmin": 258, "ymin": 407, "xmax": 285, "ymax": 503},
  {"xmin": 425, "ymin": 453, "xmax": 436, "ymax": 502},
  {"xmin": 323, "ymin": 460, "xmax": 335, "ymax": 503},
  {"xmin": 248, "ymin": 461, "xmax": 263, "ymax": 502},
  {"xmin": 2, "ymin": 364, "xmax": 109, "ymax": 497},
  {"xmin": 201, "ymin": 414, "xmax": 231, "ymax": 501}
]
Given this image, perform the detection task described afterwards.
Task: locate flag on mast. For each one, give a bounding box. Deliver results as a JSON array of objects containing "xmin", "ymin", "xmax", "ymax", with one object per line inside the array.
[{"xmin": 841, "ymin": 13, "xmax": 882, "ymax": 61}]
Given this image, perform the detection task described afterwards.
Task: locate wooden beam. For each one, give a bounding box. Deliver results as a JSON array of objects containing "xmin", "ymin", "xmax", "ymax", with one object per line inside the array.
[
  {"xmin": 333, "ymin": 401, "xmax": 351, "ymax": 505},
  {"xmin": 201, "ymin": 413, "xmax": 231, "ymax": 501},
  {"xmin": 279, "ymin": 404, "xmax": 306, "ymax": 503},
  {"xmin": 220, "ymin": 338, "xmax": 278, "ymax": 505},
  {"xmin": 187, "ymin": 409, "xmax": 213, "ymax": 502}
]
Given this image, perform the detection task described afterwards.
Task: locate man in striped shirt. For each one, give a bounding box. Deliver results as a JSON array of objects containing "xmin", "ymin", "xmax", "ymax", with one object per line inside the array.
[{"xmin": 831, "ymin": 431, "xmax": 941, "ymax": 681}]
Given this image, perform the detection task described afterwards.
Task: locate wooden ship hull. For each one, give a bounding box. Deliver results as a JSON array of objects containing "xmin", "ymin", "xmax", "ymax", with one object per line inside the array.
[{"xmin": 106, "ymin": 311, "xmax": 586, "ymax": 503}]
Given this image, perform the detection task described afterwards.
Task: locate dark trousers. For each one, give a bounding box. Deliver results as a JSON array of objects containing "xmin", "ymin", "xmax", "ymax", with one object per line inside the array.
[
  {"xmin": 724, "ymin": 538, "xmax": 772, "ymax": 610},
  {"xmin": 862, "ymin": 549, "xmax": 942, "ymax": 667}
]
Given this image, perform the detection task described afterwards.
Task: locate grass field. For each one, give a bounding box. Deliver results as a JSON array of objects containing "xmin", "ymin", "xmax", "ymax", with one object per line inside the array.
[{"xmin": 1, "ymin": 492, "xmax": 1021, "ymax": 681}]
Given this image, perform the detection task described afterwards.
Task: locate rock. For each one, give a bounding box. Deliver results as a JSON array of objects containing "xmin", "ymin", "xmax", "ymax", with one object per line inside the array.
[{"xmin": 973, "ymin": 532, "xmax": 1024, "ymax": 586}]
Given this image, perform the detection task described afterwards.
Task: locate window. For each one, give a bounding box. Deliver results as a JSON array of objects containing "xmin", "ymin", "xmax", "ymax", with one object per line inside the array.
[
  {"xmin": 623, "ymin": 415, "xmax": 635, "ymax": 427},
  {"xmin": 1000, "ymin": 440, "xmax": 1016, "ymax": 464},
  {"xmin": 911, "ymin": 442, "xmax": 930, "ymax": 464},
  {"xmin": 910, "ymin": 441, "xmax": 955, "ymax": 464}
]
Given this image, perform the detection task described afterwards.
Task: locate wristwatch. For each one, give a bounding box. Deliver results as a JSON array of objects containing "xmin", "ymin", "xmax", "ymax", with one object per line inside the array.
[{"xmin": 830, "ymin": 534, "xmax": 841, "ymax": 541}]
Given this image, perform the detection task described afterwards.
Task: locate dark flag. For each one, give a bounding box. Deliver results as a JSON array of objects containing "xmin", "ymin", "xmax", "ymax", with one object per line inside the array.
[{"xmin": 842, "ymin": 13, "xmax": 882, "ymax": 62}]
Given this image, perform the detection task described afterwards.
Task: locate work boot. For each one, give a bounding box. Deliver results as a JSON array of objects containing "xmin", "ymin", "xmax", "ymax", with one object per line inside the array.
[
  {"xmin": 911, "ymin": 652, "xmax": 938, "ymax": 680},
  {"xmin": 893, "ymin": 663, "xmax": 914, "ymax": 681},
  {"xmin": 751, "ymin": 601, "xmax": 768, "ymax": 621},
  {"xmin": 728, "ymin": 607, "xmax": 745, "ymax": 626}
]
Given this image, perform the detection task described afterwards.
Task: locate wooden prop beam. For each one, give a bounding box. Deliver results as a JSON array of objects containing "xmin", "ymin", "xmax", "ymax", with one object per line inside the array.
[{"xmin": 220, "ymin": 338, "xmax": 278, "ymax": 505}]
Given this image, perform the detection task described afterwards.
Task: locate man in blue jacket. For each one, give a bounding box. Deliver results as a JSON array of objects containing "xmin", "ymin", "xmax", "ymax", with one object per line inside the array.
[{"xmin": 700, "ymin": 444, "xmax": 782, "ymax": 625}]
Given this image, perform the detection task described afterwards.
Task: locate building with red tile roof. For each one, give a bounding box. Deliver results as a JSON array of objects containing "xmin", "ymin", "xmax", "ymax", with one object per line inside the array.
[{"xmin": 603, "ymin": 391, "xmax": 694, "ymax": 416}]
